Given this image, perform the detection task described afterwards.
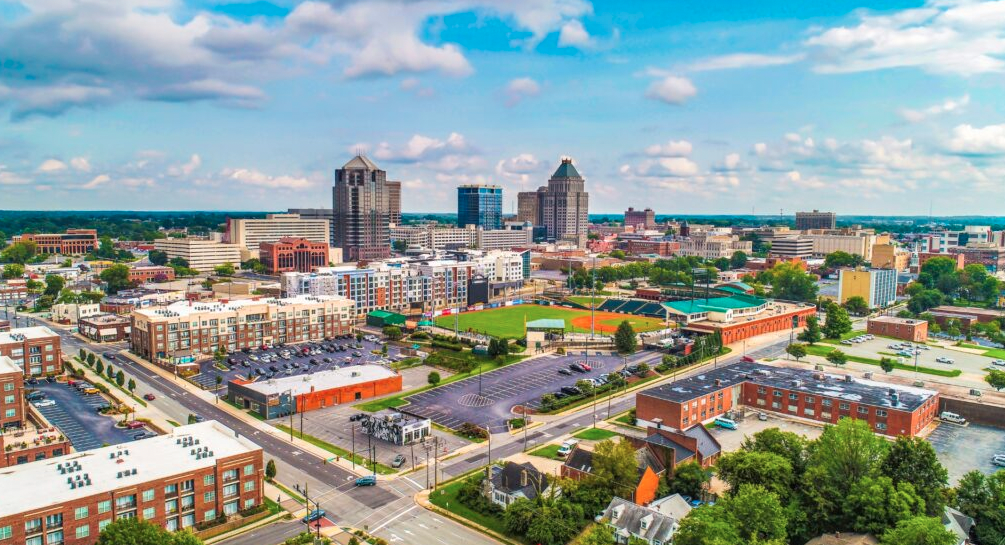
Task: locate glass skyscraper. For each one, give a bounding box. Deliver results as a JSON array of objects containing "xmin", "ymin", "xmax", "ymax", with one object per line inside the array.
[{"xmin": 457, "ymin": 185, "xmax": 503, "ymax": 230}]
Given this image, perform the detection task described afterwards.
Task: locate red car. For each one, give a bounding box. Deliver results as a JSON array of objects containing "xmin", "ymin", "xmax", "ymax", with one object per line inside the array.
[
  {"xmin": 143, "ymin": 393, "xmax": 156, "ymax": 401},
  {"xmin": 124, "ymin": 421, "xmax": 145, "ymax": 430},
  {"xmin": 580, "ymin": 362, "xmax": 592, "ymax": 371},
  {"xmin": 741, "ymin": 356, "xmax": 756, "ymax": 363}
]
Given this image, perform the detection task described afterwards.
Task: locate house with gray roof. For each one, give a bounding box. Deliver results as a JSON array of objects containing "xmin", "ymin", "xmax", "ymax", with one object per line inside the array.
[
  {"xmin": 601, "ymin": 496, "xmax": 681, "ymax": 545},
  {"xmin": 482, "ymin": 461, "xmax": 554, "ymax": 508}
]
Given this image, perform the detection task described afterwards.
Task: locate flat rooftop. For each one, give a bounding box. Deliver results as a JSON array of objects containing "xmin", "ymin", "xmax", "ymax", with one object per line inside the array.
[
  {"xmin": 80, "ymin": 313, "xmax": 131, "ymax": 325},
  {"xmin": 0, "ymin": 421, "xmax": 261, "ymax": 516},
  {"xmin": 0, "ymin": 326, "xmax": 58, "ymax": 344},
  {"xmin": 870, "ymin": 316, "xmax": 925, "ymax": 326},
  {"xmin": 0, "ymin": 355, "xmax": 21, "ymax": 374},
  {"xmin": 134, "ymin": 294, "xmax": 352, "ymax": 318},
  {"xmin": 640, "ymin": 362, "xmax": 937, "ymax": 412},
  {"xmin": 236, "ymin": 365, "xmax": 398, "ymax": 397}
]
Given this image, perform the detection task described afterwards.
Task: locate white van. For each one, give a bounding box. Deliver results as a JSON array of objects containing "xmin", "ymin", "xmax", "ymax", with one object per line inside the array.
[
  {"xmin": 557, "ymin": 439, "xmax": 579, "ymax": 457},
  {"xmin": 940, "ymin": 411, "xmax": 966, "ymax": 424}
]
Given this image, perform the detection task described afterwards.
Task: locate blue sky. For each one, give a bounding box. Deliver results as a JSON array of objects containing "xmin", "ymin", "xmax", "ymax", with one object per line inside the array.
[{"xmin": 2, "ymin": 0, "xmax": 1005, "ymax": 214}]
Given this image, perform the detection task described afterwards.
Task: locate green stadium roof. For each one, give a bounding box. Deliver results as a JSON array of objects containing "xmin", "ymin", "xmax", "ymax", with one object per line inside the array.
[
  {"xmin": 663, "ymin": 294, "xmax": 767, "ymax": 315},
  {"xmin": 526, "ymin": 318, "xmax": 566, "ymax": 330},
  {"xmin": 717, "ymin": 283, "xmax": 753, "ymax": 295}
]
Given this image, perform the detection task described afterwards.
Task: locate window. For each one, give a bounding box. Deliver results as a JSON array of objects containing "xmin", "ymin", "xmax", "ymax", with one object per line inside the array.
[
  {"xmin": 74, "ymin": 526, "xmax": 89, "ymax": 539},
  {"xmin": 757, "ymin": 387, "xmax": 766, "ymax": 394},
  {"xmin": 45, "ymin": 530, "xmax": 62, "ymax": 545},
  {"xmin": 143, "ymin": 508, "xmax": 155, "ymax": 520},
  {"xmin": 839, "ymin": 402, "xmax": 850, "ymax": 411},
  {"xmin": 98, "ymin": 520, "xmax": 111, "ymax": 532},
  {"xmin": 858, "ymin": 406, "xmax": 869, "ymax": 415},
  {"xmin": 223, "ymin": 484, "xmax": 238, "ymax": 497},
  {"xmin": 164, "ymin": 484, "xmax": 177, "ymax": 496},
  {"xmin": 203, "ymin": 492, "xmax": 216, "ymax": 503},
  {"xmin": 876, "ymin": 423, "xmax": 887, "ymax": 431},
  {"xmin": 74, "ymin": 507, "xmax": 88, "ymax": 521},
  {"xmin": 821, "ymin": 399, "xmax": 832, "ymax": 407},
  {"xmin": 204, "ymin": 510, "xmax": 216, "ymax": 522},
  {"xmin": 25, "ymin": 518, "xmax": 42, "ymax": 533},
  {"xmin": 4, "ymin": 395, "xmax": 13, "ymax": 404},
  {"xmin": 788, "ymin": 393, "xmax": 798, "ymax": 400},
  {"xmin": 4, "ymin": 409, "xmax": 14, "ymax": 418},
  {"xmin": 243, "ymin": 464, "xmax": 255, "ymax": 476},
  {"xmin": 804, "ymin": 396, "xmax": 814, "ymax": 403},
  {"xmin": 243, "ymin": 480, "xmax": 256, "ymax": 492},
  {"xmin": 2, "ymin": 383, "xmax": 11, "ymax": 392},
  {"xmin": 0, "ymin": 526, "xmax": 11, "ymax": 540},
  {"xmin": 26, "ymin": 536, "xmax": 42, "ymax": 545},
  {"xmin": 115, "ymin": 495, "xmax": 136, "ymax": 510},
  {"xmin": 773, "ymin": 390, "xmax": 782, "ymax": 397},
  {"xmin": 165, "ymin": 518, "xmax": 178, "ymax": 532},
  {"xmin": 876, "ymin": 409, "xmax": 888, "ymax": 417},
  {"xmin": 142, "ymin": 489, "xmax": 155, "ymax": 502},
  {"xmin": 165, "ymin": 500, "xmax": 178, "ymax": 515},
  {"xmin": 223, "ymin": 501, "xmax": 239, "ymax": 516},
  {"xmin": 223, "ymin": 469, "xmax": 238, "ymax": 482},
  {"xmin": 181, "ymin": 479, "xmax": 194, "ymax": 492},
  {"xmin": 98, "ymin": 501, "xmax": 111, "ymax": 514},
  {"xmin": 203, "ymin": 475, "xmax": 215, "ymax": 486},
  {"xmin": 181, "ymin": 496, "xmax": 195, "ymax": 511}
]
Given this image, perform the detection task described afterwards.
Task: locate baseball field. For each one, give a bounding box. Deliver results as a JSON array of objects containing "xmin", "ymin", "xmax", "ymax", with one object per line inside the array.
[{"xmin": 433, "ymin": 304, "xmax": 665, "ymax": 339}]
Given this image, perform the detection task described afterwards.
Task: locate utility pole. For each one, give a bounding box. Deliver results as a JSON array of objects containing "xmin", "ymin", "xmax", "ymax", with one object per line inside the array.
[
  {"xmin": 434, "ymin": 436, "xmax": 440, "ymax": 489},
  {"xmin": 351, "ymin": 424, "xmax": 356, "ymax": 470},
  {"xmin": 288, "ymin": 391, "xmax": 294, "ymax": 442}
]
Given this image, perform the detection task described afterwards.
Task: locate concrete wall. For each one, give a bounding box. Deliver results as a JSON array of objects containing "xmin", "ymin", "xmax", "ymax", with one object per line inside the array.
[{"xmin": 940, "ymin": 397, "xmax": 1005, "ymax": 429}]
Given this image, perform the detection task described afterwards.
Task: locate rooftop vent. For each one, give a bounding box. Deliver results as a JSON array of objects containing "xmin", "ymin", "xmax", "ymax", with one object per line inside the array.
[{"xmin": 844, "ymin": 374, "xmax": 853, "ymax": 382}]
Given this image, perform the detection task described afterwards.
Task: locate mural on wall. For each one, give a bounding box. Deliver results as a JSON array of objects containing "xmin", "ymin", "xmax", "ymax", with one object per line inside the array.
[{"xmin": 360, "ymin": 413, "xmax": 429, "ymax": 445}]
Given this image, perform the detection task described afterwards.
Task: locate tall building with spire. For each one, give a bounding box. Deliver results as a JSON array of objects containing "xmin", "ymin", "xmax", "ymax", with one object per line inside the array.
[
  {"xmin": 541, "ymin": 158, "xmax": 589, "ymax": 246},
  {"xmin": 333, "ymin": 155, "xmax": 391, "ymax": 261}
]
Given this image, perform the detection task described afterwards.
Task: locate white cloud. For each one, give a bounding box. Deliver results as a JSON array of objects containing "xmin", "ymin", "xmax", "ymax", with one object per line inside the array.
[
  {"xmin": 0, "ymin": 166, "xmax": 30, "ymax": 185},
  {"xmin": 684, "ymin": 53, "xmax": 805, "ymax": 72},
  {"xmin": 496, "ymin": 154, "xmax": 545, "ymax": 184},
  {"xmin": 81, "ymin": 174, "xmax": 111, "ymax": 190},
  {"xmin": 70, "ymin": 157, "xmax": 91, "ymax": 172},
  {"xmin": 371, "ymin": 132, "xmax": 474, "ymax": 163},
  {"xmin": 557, "ymin": 20, "xmax": 593, "ymax": 48},
  {"xmin": 37, "ymin": 159, "xmax": 67, "ymax": 173},
  {"xmin": 947, "ymin": 123, "xmax": 1005, "ymax": 154},
  {"xmin": 645, "ymin": 76, "xmax": 697, "ymax": 105},
  {"xmin": 222, "ymin": 168, "xmax": 313, "ymax": 190},
  {"xmin": 805, "ymin": 2, "xmax": 1005, "ymax": 76},
  {"xmin": 504, "ymin": 77, "xmax": 541, "ymax": 107},
  {"xmin": 168, "ymin": 154, "xmax": 203, "ymax": 177},
  {"xmin": 644, "ymin": 140, "xmax": 692, "ymax": 157},
  {"xmin": 900, "ymin": 94, "xmax": 970, "ymax": 122}
]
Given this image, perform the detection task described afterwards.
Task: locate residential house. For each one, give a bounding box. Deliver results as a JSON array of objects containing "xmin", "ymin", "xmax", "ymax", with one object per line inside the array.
[
  {"xmin": 944, "ymin": 506, "xmax": 975, "ymax": 545},
  {"xmin": 482, "ymin": 462, "xmax": 554, "ymax": 508},
  {"xmin": 601, "ymin": 496, "xmax": 681, "ymax": 545}
]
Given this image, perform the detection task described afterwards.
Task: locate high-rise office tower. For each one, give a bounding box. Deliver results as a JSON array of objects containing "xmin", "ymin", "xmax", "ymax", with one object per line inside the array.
[
  {"xmin": 333, "ymin": 155, "xmax": 391, "ymax": 261},
  {"xmin": 457, "ymin": 185, "xmax": 503, "ymax": 230},
  {"xmin": 517, "ymin": 188, "xmax": 545, "ymax": 225},
  {"xmin": 541, "ymin": 158, "xmax": 589, "ymax": 245},
  {"xmin": 795, "ymin": 210, "xmax": 837, "ymax": 230},
  {"xmin": 386, "ymin": 181, "xmax": 402, "ymax": 226}
]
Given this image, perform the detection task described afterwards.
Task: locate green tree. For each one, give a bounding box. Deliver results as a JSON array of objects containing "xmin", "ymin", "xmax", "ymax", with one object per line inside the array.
[
  {"xmin": 106, "ymin": 364, "xmax": 115, "ymax": 379},
  {"xmin": 265, "ymin": 459, "xmax": 277, "ymax": 481},
  {"xmin": 823, "ymin": 304, "xmax": 853, "ymax": 339},
  {"xmin": 825, "ymin": 349, "xmax": 848, "ymax": 366},
  {"xmin": 769, "ymin": 262, "xmax": 819, "ymax": 302},
  {"xmin": 667, "ymin": 461, "xmax": 709, "ymax": 499},
  {"xmin": 797, "ymin": 316, "xmax": 822, "ymax": 345},
  {"xmin": 392, "ymin": 239, "xmax": 408, "ymax": 253},
  {"xmin": 96, "ymin": 517, "xmax": 205, "ymax": 545},
  {"xmin": 985, "ymin": 369, "xmax": 1005, "ymax": 391},
  {"xmin": 147, "ymin": 250, "xmax": 169, "ymax": 265},
  {"xmin": 729, "ymin": 251, "xmax": 748, "ymax": 269},
  {"xmin": 824, "ymin": 251, "xmax": 863, "ymax": 269},
  {"xmin": 1, "ymin": 240, "xmax": 37, "ymax": 264},
  {"xmin": 674, "ymin": 504, "xmax": 742, "ymax": 545},
  {"xmin": 716, "ymin": 450, "xmax": 793, "ymax": 501},
  {"xmin": 95, "ymin": 359, "xmax": 104, "ymax": 375},
  {"xmin": 382, "ymin": 326, "xmax": 403, "ymax": 341},
  {"xmin": 954, "ymin": 470, "xmax": 1005, "ymax": 544},
  {"xmin": 786, "ymin": 343, "xmax": 807, "ymax": 361},
  {"xmin": 593, "ymin": 438, "xmax": 640, "ymax": 498},
  {"xmin": 526, "ymin": 504, "xmax": 579, "ymax": 545},
  {"xmin": 79, "ymin": 348, "xmax": 86, "ymax": 361},
  {"xmin": 87, "ymin": 352, "xmax": 96, "ymax": 366},
  {"xmin": 427, "ymin": 371, "xmax": 441, "ymax": 385},
  {"xmin": 2, "ymin": 263, "xmax": 24, "ymax": 279},
  {"xmin": 115, "ymin": 370, "xmax": 125, "ymax": 387},
  {"xmin": 614, "ymin": 321, "xmax": 637, "ymax": 354},
  {"xmin": 127, "ymin": 378, "xmax": 136, "ymax": 393},
  {"xmin": 579, "ymin": 524, "xmax": 616, "ymax": 545},
  {"xmin": 502, "ymin": 498, "xmax": 536, "ymax": 535},
  {"xmin": 214, "ymin": 262, "xmax": 235, "ymax": 276},
  {"xmin": 741, "ymin": 428, "xmax": 808, "ymax": 476},
  {"xmin": 575, "ymin": 379, "xmax": 595, "ymax": 395},
  {"xmin": 880, "ymin": 357, "xmax": 895, "ymax": 374},
  {"xmin": 241, "ymin": 258, "xmax": 266, "ymax": 274},
  {"xmin": 844, "ymin": 476, "xmax": 923, "ymax": 535},
  {"xmin": 843, "ymin": 295, "xmax": 870, "ymax": 316},
  {"xmin": 43, "ymin": 274, "xmax": 65, "ymax": 297},
  {"xmin": 880, "ymin": 436, "xmax": 948, "ymax": 517},
  {"xmin": 880, "ymin": 516, "xmax": 957, "ymax": 545},
  {"xmin": 728, "ymin": 485, "xmax": 788, "ymax": 543},
  {"xmin": 100, "ymin": 264, "xmax": 133, "ymax": 294}
]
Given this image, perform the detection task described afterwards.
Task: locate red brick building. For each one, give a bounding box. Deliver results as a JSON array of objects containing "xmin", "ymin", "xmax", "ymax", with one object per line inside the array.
[
  {"xmin": 0, "ymin": 356, "xmax": 24, "ymax": 431},
  {"xmin": 637, "ymin": 362, "xmax": 939, "ymax": 437},
  {"xmin": 0, "ymin": 326, "xmax": 62, "ymax": 377},
  {"xmin": 867, "ymin": 316, "xmax": 928, "ymax": 342},
  {"xmin": 259, "ymin": 237, "xmax": 330, "ymax": 274},
  {"xmin": 0, "ymin": 421, "xmax": 263, "ymax": 544},
  {"xmin": 626, "ymin": 240, "xmax": 681, "ymax": 257},
  {"xmin": 78, "ymin": 315, "xmax": 131, "ymax": 343},
  {"xmin": 0, "ymin": 283, "xmax": 27, "ymax": 305},
  {"xmin": 916, "ymin": 252, "xmax": 965, "ymax": 272},
  {"xmin": 227, "ymin": 365, "xmax": 401, "ymax": 419},
  {"xmin": 128, "ymin": 266, "xmax": 176, "ymax": 284},
  {"xmin": 12, "ymin": 229, "xmax": 98, "ymax": 255}
]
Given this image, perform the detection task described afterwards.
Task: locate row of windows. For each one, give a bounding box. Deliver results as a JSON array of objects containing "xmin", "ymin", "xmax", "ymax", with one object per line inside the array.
[{"xmin": 758, "ymin": 388, "xmax": 891, "ymax": 417}]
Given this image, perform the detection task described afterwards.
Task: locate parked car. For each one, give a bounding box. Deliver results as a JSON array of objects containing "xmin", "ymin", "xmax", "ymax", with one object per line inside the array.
[
  {"xmin": 569, "ymin": 363, "xmax": 587, "ymax": 373},
  {"xmin": 557, "ymin": 440, "xmax": 579, "ymax": 457},
  {"xmin": 561, "ymin": 386, "xmax": 581, "ymax": 396},
  {"xmin": 392, "ymin": 455, "xmax": 406, "ymax": 468},
  {"xmin": 936, "ymin": 357, "xmax": 955, "ymax": 364},
  {"xmin": 349, "ymin": 414, "xmax": 364, "ymax": 422},
  {"xmin": 940, "ymin": 411, "xmax": 966, "ymax": 424},
  {"xmin": 558, "ymin": 368, "xmax": 572, "ymax": 376},
  {"xmin": 26, "ymin": 391, "xmax": 45, "ymax": 401},
  {"xmin": 994, "ymin": 458, "xmax": 1005, "ymax": 468},
  {"xmin": 143, "ymin": 393, "xmax": 156, "ymax": 401},
  {"xmin": 32, "ymin": 399, "xmax": 56, "ymax": 408},
  {"xmin": 124, "ymin": 421, "xmax": 145, "ymax": 430},
  {"xmin": 991, "ymin": 360, "xmax": 1005, "ymax": 367},
  {"xmin": 355, "ymin": 475, "xmax": 377, "ymax": 486}
]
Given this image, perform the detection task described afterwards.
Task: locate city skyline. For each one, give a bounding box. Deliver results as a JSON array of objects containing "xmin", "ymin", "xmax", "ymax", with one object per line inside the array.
[{"xmin": 3, "ymin": 0, "xmax": 1005, "ymax": 215}]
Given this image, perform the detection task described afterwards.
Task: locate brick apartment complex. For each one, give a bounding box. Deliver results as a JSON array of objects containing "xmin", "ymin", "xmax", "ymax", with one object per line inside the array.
[
  {"xmin": 0, "ymin": 421, "xmax": 263, "ymax": 545},
  {"xmin": 0, "ymin": 355, "xmax": 71, "ymax": 466},
  {"xmin": 128, "ymin": 266, "xmax": 176, "ymax": 284},
  {"xmin": 12, "ymin": 230, "xmax": 98, "ymax": 255},
  {"xmin": 100, "ymin": 288, "xmax": 186, "ymax": 315},
  {"xmin": 259, "ymin": 238, "xmax": 330, "ymax": 274},
  {"xmin": 130, "ymin": 295, "xmax": 355, "ymax": 363},
  {"xmin": 228, "ymin": 365, "xmax": 401, "ymax": 418},
  {"xmin": 867, "ymin": 316, "xmax": 928, "ymax": 342},
  {"xmin": 0, "ymin": 356, "xmax": 24, "ymax": 431},
  {"xmin": 0, "ymin": 327, "xmax": 62, "ymax": 377},
  {"xmin": 949, "ymin": 245, "xmax": 1005, "ymax": 273},
  {"xmin": 636, "ymin": 362, "xmax": 939, "ymax": 437}
]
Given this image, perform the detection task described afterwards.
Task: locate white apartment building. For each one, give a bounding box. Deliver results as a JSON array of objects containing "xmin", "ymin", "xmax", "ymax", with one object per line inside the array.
[
  {"xmin": 390, "ymin": 225, "xmax": 531, "ymax": 251},
  {"xmin": 923, "ymin": 226, "xmax": 996, "ymax": 253},
  {"xmin": 51, "ymin": 303, "xmax": 101, "ymax": 325},
  {"xmin": 226, "ymin": 214, "xmax": 331, "ymax": 255},
  {"xmin": 153, "ymin": 239, "xmax": 243, "ymax": 272},
  {"xmin": 677, "ymin": 234, "xmax": 752, "ymax": 260}
]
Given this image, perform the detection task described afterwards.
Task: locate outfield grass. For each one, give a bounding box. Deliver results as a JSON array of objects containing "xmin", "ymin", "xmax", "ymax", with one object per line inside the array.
[
  {"xmin": 802, "ymin": 344, "xmax": 962, "ymax": 377},
  {"xmin": 433, "ymin": 304, "xmax": 664, "ymax": 339},
  {"xmin": 275, "ymin": 424, "xmax": 395, "ymax": 474},
  {"xmin": 529, "ymin": 444, "xmax": 564, "ymax": 460},
  {"xmin": 572, "ymin": 428, "xmax": 618, "ymax": 441}
]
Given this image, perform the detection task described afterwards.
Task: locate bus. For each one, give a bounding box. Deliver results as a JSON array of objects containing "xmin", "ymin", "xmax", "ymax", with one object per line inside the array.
[{"xmin": 713, "ymin": 417, "xmax": 738, "ymax": 430}]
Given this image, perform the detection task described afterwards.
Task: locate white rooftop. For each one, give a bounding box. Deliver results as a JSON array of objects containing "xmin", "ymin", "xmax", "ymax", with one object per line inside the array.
[
  {"xmin": 0, "ymin": 326, "xmax": 58, "ymax": 344},
  {"xmin": 238, "ymin": 365, "xmax": 398, "ymax": 396},
  {"xmin": 0, "ymin": 356, "xmax": 20, "ymax": 374},
  {"xmin": 134, "ymin": 294, "xmax": 352, "ymax": 319},
  {"xmin": 0, "ymin": 421, "xmax": 262, "ymax": 517}
]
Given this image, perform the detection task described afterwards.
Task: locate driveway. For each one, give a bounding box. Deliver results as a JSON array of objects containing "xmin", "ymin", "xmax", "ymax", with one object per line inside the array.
[{"xmin": 30, "ymin": 382, "xmax": 136, "ymax": 451}]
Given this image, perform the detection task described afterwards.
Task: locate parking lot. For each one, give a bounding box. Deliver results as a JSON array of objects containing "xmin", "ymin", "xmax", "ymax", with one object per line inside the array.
[
  {"xmin": 29, "ymin": 382, "xmax": 136, "ymax": 451},
  {"xmin": 826, "ymin": 335, "xmax": 998, "ymax": 380},
  {"xmin": 927, "ymin": 422, "xmax": 1005, "ymax": 484},
  {"xmin": 189, "ymin": 336, "xmax": 403, "ymax": 395},
  {"xmin": 403, "ymin": 350, "xmax": 646, "ymax": 433},
  {"xmin": 706, "ymin": 411, "xmax": 825, "ymax": 453}
]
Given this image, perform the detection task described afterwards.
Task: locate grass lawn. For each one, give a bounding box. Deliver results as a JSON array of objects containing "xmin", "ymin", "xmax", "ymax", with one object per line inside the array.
[
  {"xmin": 572, "ymin": 428, "xmax": 618, "ymax": 441},
  {"xmin": 272, "ymin": 481, "xmax": 305, "ymax": 505},
  {"xmin": 275, "ymin": 424, "xmax": 396, "ymax": 474},
  {"xmin": 355, "ymin": 353, "xmax": 525, "ymax": 412},
  {"xmin": 264, "ymin": 497, "xmax": 283, "ymax": 515},
  {"xmin": 959, "ymin": 343, "xmax": 1005, "ymax": 359},
  {"xmin": 433, "ymin": 304, "xmax": 664, "ymax": 339},
  {"xmin": 167, "ymin": 420, "xmax": 182, "ymax": 427},
  {"xmin": 802, "ymin": 344, "xmax": 962, "ymax": 377},
  {"xmin": 430, "ymin": 476, "xmax": 510, "ymax": 539},
  {"xmin": 612, "ymin": 412, "xmax": 637, "ymax": 427},
  {"xmin": 529, "ymin": 444, "xmax": 564, "ymax": 460}
]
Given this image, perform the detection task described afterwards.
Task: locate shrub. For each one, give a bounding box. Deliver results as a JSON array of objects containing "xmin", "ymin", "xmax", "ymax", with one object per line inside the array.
[
  {"xmin": 456, "ymin": 476, "xmax": 502, "ymax": 516},
  {"xmin": 410, "ymin": 332, "xmax": 429, "ymax": 340},
  {"xmin": 458, "ymin": 422, "xmax": 489, "ymax": 440},
  {"xmin": 431, "ymin": 340, "xmax": 463, "ymax": 351}
]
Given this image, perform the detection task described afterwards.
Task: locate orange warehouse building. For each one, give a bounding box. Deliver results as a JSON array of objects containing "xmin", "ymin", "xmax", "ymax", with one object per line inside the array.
[{"xmin": 226, "ymin": 365, "xmax": 402, "ymax": 419}]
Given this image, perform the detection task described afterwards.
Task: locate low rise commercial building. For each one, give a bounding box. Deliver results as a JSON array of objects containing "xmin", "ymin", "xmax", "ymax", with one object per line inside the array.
[
  {"xmin": 128, "ymin": 265, "xmax": 175, "ymax": 284},
  {"xmin": 837, "ymin": 268, "xmax": 897, "ymax": 308},
  {"xmin": 867, "ymin": 316, "xmax": 928, "ymax": 343},
  {"xmin": 130, "ymin": 295, "xmax": 355, "ymax": 363},
  {"xmin": 51, "ymin": 304, "xmax": 101, "ymax": 325},
  {"xmin": 12, "ymin": 229, "xmax": 98, "ymax": 255},
  {"xmin": 0, "ymin": 425, "xmax": 71, "ymax": 468},
  {"xmin": 259, "ymin": 237, "xmax": 332, "ymax": 274},
  {"xmin": 153, "ymin": 239, "xmax": 243, "ymax": 272},
  {"xmin": 625, "ymin": 239, "xmax": 680, "ymax": 257},
  {"xmin": 0, "ymin": 327, "xmax": 62, "ymax": 377},
  {"xmin": 636, "ymin": 362, "xmax": 939, "ymax": 437},
  {"xmin": 227, "ymin": 366, "xmax": 401, "ymax": 419},
  {"xmin": 770, "ymin": 236, "xmax": 813, "ymax": 260},
  {"xmin": 100, "ymin": 288, "xmax": 186, "ymax": 315},
  {"xmin": 0, "ymin": 420, "xmax": 263, "ymax": 543},
  {"xmin": 929, "ymin": 305, "xmax": 1005, "ymax": 328},
  {"xmin": 0, "ymin": 282, "xmax": 28, "ymax": 304},
  {"xmin": 78, "ymin": 314, "xmax": 131, "ymax": 343},
  {"xmin": 359, "ymin": 411, "xmax": 431, "ymax": 445}
]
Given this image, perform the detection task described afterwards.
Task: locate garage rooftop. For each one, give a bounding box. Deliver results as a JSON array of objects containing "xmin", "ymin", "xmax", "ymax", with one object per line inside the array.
[{"xmin": 238, "ymin": 365, "xmax": 398, "ymax": 397}]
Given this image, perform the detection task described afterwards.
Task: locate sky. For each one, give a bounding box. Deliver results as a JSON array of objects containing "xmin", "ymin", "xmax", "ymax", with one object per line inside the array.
[{"xmin": 2, "ymin": 0, "xmax": 1005, "ymax": 215}]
